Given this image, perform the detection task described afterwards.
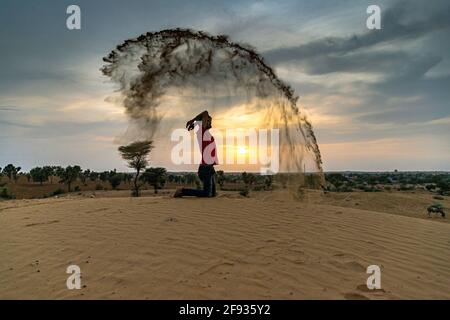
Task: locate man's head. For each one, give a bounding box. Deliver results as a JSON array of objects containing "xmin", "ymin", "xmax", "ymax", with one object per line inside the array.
[
  {"xmin": 204, "ymin": 115, "xmax": 212, "ymax": 130},
  {"xmin": 187, "ymin": 110, "xmax": 212, "ymax": 131}
]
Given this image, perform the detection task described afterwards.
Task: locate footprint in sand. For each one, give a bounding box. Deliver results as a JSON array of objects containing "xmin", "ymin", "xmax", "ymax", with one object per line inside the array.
[
  {"xmin": 333, "ymin": 253, "xmax": 347, "ymax": 257},
  {"xmin": 199, "ymin": 261, "xmax": 235, "ymax": 276},
  {"xmin": 25, "ymin": 220, "xmax": 59, "ymax": 227}
]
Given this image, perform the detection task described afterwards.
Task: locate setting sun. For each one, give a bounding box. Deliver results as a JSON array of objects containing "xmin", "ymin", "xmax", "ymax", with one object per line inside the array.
[{"xmin": 237, "ymin": 146, "xmax": 248, "ymax": 155}]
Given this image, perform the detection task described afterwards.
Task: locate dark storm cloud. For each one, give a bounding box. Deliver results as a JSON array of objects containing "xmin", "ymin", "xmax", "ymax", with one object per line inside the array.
[
  {"xmin": 0, "ymin": 119, "xmax": 37, "ymax": 129},
  {"xmin": 259, "ymin": 0, "xmax": 450, "ymax": 130},
  {"xmin": 264, "ymin": 0, "xmax": 450, "ymax": 66},
  {"xmin": 287, "ymin": 50, "xmax": 438, "ymax": 75},
  {"xmin": 1, "ymin": 117, "xmax": 124, "ymax": 139},
  {"xmin": 0, "ymin": 106, "xmax": 18, "ymax": 111}
]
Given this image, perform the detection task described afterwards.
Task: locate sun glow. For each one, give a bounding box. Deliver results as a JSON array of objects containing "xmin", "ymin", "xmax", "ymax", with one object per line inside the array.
[{"xmin": 237, "ymin": 146, "xmax": 248, "ymax": 155}]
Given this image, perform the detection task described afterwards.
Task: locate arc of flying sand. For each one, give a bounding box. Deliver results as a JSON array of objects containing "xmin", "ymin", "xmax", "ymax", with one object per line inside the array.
[{"xmin": 102, "ymin": 28, "xmax": 323, "ymax": 175}]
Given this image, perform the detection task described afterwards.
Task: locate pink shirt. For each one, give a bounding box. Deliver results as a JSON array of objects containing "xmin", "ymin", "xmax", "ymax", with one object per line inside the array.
[{"xmin": 196, "ymin": 125, "xmax": 219, "ymax": 165}]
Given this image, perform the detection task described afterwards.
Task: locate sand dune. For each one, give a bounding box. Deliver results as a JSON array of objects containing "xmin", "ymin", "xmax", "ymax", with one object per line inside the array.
[{"xmin": 1, "ymin": 190, "xmax": 449, "ymax": 299}]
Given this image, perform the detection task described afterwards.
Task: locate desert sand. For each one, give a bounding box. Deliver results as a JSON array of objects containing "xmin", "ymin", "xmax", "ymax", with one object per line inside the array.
[{"xmin": 1, "ymin": 190, "xmax": 449, "ymax": 299}]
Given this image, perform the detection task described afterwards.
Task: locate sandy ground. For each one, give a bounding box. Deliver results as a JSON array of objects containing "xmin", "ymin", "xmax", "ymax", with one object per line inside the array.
[{"xmin": 1, "ymin": 190, "xmax": 449, "ymax": 299}]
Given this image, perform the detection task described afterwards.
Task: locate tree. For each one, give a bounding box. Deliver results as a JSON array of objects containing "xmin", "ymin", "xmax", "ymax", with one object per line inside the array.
[
  {"xmin": 80, "ymin": 169, "xmax": 91, "ymax": 185},
  {"xmin": 107, "ymin": 170, "xmax": 123, "ymax": 190},
  {"xmin": 264, "ymin": 175, "xmax": 273, "ymax": 190},
  {"xmin": 242, "ymin": 172, "xmax": 256, "ymax": 187},
  {"xmin": 30, "ymin": 167, "xmax": 49, "ymax": 185},
  {"xmin": 99, "ymin": 171, "xmax": 109, "ymax": 183},
  {"xmin": 89, "ymin": 171, "xmax": 99, "ymax": 182},
  {"xmin": 2, "ymin": 164, "xmax": 21, "ymax": 182},
  {"xmin": 216, "ymin": 170, "xmax": 225, "ymax": 190},
  {"xmin": 241, "ymin": 172, "xmax": 256, "ymax": 196},
  {"xmin": 13, "ymin": 166, "xmax": 21, "ymax": 183},
  {"xmin": 122, "ymin": 173, "xmax": 133, "ymax": 184},
  {"xmin": 53, "ymin": 166, "xmax": 65, "ymax": 180},
  {"xmin": 141, "ymin": 167, "xmax": 167, "ymax": 194},
  {"xmin": 185, "ymin": 173, "xmax": 197, "ymax": 185},
  {"xmin": 437, "ymin": 181, "xmax": 449, "ymax": 195},
  {"xmin": 42, "ymin": 166, "xmax": 55, "ymax": 184},
  {"xmin": 118, "ymin": 140, "xmax": 153, "ymax": 197},
  {"xmin": 325, "ymin": 173, "xmax": 348, "ymax": 189},
  {"xmin": 59, "ymin": 166, "xmax": 81, "ymax": 192}
]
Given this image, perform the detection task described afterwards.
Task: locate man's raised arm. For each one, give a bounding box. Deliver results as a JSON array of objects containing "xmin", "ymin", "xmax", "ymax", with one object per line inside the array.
[{"xmin": 186, "ymin": 110, "xmax": 209, "ymax": 131}]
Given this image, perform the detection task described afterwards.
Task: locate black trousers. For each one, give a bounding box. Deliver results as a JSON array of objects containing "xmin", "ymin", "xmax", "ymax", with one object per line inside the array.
[{"xmin": 181, "ymin": 164, "xmax": 216, "ymax": 197}]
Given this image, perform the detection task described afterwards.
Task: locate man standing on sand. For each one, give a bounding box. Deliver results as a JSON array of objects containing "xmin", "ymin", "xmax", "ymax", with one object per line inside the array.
[{"xmin": 174, "ymin": 110, "xmax": 218, "ymax": 198}]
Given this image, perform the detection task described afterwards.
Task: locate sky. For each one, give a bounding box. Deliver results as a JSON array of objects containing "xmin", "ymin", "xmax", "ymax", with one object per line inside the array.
[{"xmin": 0, "ymin": 0, "xmax": 449, "ymax": 172}]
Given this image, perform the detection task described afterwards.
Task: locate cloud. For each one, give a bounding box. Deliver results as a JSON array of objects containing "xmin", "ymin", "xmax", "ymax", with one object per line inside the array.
[
  {"xmin": 1, "ymin": 0, "xmax": 449, "ymax": 171},
  {"xmin": 284, "ymin": 49, "xmax": 438, "ymax": 76},
  {"xmin": 263, "ymin": 0, "xmax": 450, "ymax": 65},
  {"xmin": 255, "ymin": 0, "xmax": 450, "ymax": 132},
  {"xmin": 0, "ymin": 119, "xmax": 37, "ymax": 129},
  {"xmin": 0, "ymin": 106, "xmax": 18, "ymax": 111}
]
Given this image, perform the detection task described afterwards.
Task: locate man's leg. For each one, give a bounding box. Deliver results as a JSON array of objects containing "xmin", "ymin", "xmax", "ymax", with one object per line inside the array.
[
  {"xmin": 179, "ymin": 187, "xmax": 206, "ymax": 197},
  {"xmin": 179, "ymin": 171, "xmax": 211, "ymax": 197},
  {"xmin": 202, "ymin": 171, "xmax": 213, "ymax": 197}
]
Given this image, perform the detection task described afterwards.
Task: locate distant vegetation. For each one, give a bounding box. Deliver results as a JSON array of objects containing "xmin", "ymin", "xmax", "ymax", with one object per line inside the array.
[
  {"xmin": 140, "ymin": 167, "xmax": 167, "ymax": 194},
  {"xmin": 1, "ymin": 162, "xmax": 449, "ymax": 201},
  {"xmin": 324, "ymin": 172, "xmax": 450, "ymax": 195}
]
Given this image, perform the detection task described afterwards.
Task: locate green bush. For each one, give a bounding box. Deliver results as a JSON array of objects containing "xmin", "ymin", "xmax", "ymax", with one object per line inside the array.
[
  {"xmin": 338, "ymin": 185, "xmax": 353, "ymax": 192},
  {"xmin": 437, "ymin": 181, "xmax": 449, "ymax": 195},
  {"xmin": 108, "ymin": 173, "xmax": 123, "ymax": 190},
  {"xmin": 264, "ymin": 175, "xmax": 273, "ymax": 190},
  {"xmin": 0, "ymin": 187, "xmax": 14, "ymax": 199},
  {"xmin": 74, "ymin": 186, "xmax": 81, "ymax": 192},
  {"xmin": 361, "ymin": 186, "xmax": 381, "ymax": 192},
  {"xmin": 52, "ymin": 188, "xmax": 65, "ymax": 196},
  {"xmin": 195, "ymin": 177, "xmax": 201, "ymax": 190},
  {"xmin": 399, "ymin": 184, "xmax": 413, "ymax": 191},
  {"xmin": 253, "ymin": 185, "xmax": 264, "ymax": 191}
]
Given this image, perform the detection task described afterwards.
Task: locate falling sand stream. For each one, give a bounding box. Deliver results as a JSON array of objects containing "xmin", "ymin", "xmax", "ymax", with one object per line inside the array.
[{"xmin": 102, "ymin": 28, "xmax": 324, "ymax": 186}]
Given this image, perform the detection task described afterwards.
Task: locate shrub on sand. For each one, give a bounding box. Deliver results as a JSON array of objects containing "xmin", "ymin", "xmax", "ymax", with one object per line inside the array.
[
  {"xmin": 52, "ymin": 188, "xmax": 65, "ymax": 196},
  {"xmin": 0, "ymin": 187, "xmax": 14, "ymax": 199}
]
